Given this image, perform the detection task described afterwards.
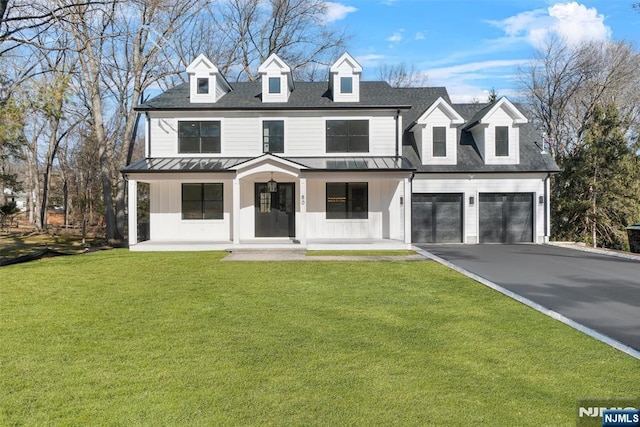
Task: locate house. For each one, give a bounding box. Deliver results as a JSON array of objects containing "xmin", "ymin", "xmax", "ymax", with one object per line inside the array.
[
  {"xmin": 122, "ymin": 53, "xmax": 559, "ymax": 250},
  {"xmin": 2, "ymin": 188, "xmax": 27, "ymax": 211}
]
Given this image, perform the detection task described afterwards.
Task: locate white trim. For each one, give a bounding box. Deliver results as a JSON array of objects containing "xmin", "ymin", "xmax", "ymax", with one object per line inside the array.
[
  {"xmin": 477, "ymin": 97, "xmax": 528, "ymax": 126},
  {"xmin": 411, "ymin": 97, "xmax": 464, "ymax": 129}
]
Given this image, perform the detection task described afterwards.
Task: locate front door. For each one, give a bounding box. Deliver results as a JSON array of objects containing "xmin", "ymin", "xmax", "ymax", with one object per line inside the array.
[{"xmin": 255, "ymin": 183, "xmax": 295, "ymax": 237}]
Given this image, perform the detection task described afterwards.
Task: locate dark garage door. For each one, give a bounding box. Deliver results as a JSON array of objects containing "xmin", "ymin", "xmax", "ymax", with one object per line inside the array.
[
  {"xmin": 479, "ymin": 193, "xmax": 533, "ymax": 243},
  {"xmin": 412, "ymin": 193, "xmax": 463, "ymax": 243}
]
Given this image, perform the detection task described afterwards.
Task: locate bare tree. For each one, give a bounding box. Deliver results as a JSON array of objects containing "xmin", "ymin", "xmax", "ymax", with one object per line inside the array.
[
  {"xmin": 518, "ymin": 36, "xmax": 640, "ymax": 247},
  {"xmin": 61, "ymin": 0, "xmax": 207, "ymax": 243},
  {"xmin": 377, "ymin": 62, "xmax": 427, "ymax": 88},
  {"xmin": 518, "ymin": 37, "xmax": 640, "ymax": 158},
  {"xmin": 205, "ymin": 0, "xmax": 349, "ymax": 81}
]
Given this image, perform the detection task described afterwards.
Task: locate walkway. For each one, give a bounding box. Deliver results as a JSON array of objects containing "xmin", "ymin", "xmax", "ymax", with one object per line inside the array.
[{"xmin": 221, "ymin": 248, "xmax": 425, "ymax": 262}]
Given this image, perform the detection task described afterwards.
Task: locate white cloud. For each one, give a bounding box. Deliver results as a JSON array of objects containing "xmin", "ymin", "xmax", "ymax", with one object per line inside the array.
[
  {"xmin": 386, "ymin": 29, "xmax": 405, "ymax": 46},
  {"xmin": 415, "ymin": 32, "xmax": 425, "ymax": 40},
  {"xmin": 493, "ymin": 2, "xmax": 611, "ymax": 48},
  {"xmin": 323, "ymin": 2, "xmax": 357, "ymax": 23},
  {"xmin": 387, "ymin": 32, "xmax": 403, "ymax": 43},
  {"xmin": 421, "ymin": 59, "xmax": 529, "ymax": 102},
  {"xmin": 355, "ymin": 53, "xmax": 386, "ymax": 67},
  {"xmin": 424, "ymin": 59, "xmax": 529, "ymax": 81}
]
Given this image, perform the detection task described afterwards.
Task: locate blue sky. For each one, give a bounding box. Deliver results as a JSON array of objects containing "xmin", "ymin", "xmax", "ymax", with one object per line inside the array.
[{"xmin": 324, "ymin": 0, "xmax": 640, "ymax": 102}]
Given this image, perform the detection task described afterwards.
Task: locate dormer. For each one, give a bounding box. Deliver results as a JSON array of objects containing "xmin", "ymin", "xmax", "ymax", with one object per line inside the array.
[
  {"xmin": 410, "ymin": 97, "xmax": 464, "ymax": 165},
  {"xmin": 258, "ymin": 53, "xmax": 293, "ymax": 103},
  {"xmin": 329, "ymin": 53, "xmax": 362, "ymax": 102},
  {"xmin": 186, "ymin": 54, "xmax": 231, "ymax": 103},
  {"xmin": 463, "ymin": 97, "xmax": 527, "ymax": 165}
]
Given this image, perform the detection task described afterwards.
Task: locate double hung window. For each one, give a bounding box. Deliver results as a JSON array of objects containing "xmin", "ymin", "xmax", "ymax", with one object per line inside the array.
[
  {"xmin": 495, "ymin": 126, "xmax": 509, "ymax": 157},
  {"xmin": 326, "ymin": 183, "xmax": 368, "ymax": 219},
  {"xmin": 432, "ymin": 127, "xmax": 446, "ymax": 157},
  {"xmin": 182, "ymin": 183, "xmax": 223, "ymax": 220},
  {"xmin": 178, "ymin": 121, "xmax": 221, "ymax": 153},
  {"xmin": 263, "ymin": 121, "xmax": 284, "ymax": 153},
  {"xmin": 326, "ymin": 120, "xmax": 369, "ymax": 153}
]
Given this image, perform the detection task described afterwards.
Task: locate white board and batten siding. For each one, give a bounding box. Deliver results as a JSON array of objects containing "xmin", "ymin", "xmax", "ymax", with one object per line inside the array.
[
  {"xmin": 304, "ymin": 175, "xmax": 406, "ymax": 241},
  {"xmin": 412, "ymin": 173, "xmax": 548, "ymax": 243},
  {"xmin": 147, "ymin": 111, "xmax": 398, "ymax": 158},
  {"xmin": 148, "ymin": 179, "xmax": 233, "ymax": 242}
]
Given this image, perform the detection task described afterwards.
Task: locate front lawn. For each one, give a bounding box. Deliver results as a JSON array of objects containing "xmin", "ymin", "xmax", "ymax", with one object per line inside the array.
[{"xmin": 0, "ymin": 251, "xmax": 637, "ymax": 426}]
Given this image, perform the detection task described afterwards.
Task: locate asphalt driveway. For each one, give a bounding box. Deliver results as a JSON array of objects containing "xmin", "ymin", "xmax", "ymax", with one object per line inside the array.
[{"xmin": 419, "ymin": 244, "xmax": 640, "ymax": 352}]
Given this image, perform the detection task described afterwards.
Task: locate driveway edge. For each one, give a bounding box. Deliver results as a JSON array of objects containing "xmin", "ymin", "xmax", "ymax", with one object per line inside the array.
[
  {"xmin": 414, "ymin": 247, "xmax": 640, "ymax": 361},
  {"xmin": 547, "ymin": 242, "xmax": 640, "ymax": 262}
]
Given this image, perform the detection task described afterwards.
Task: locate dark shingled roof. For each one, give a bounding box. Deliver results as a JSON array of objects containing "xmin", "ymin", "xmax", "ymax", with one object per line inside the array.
[
  {"xmin": 403, "ymin": 102, "xmax": 559, "ymax": 173},
  {"xmin": 136, "ymin": 81, "xmax": 413, "ymax": 111}
]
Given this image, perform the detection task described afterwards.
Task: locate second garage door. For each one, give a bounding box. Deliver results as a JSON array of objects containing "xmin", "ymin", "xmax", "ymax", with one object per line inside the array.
[
  {"xmin": 479, "ymin": 193, "xmax": 533, "ymax": 243},
  {"xmin": 412, "ymin": 193, "xmax": 463, "ymax": 243}
]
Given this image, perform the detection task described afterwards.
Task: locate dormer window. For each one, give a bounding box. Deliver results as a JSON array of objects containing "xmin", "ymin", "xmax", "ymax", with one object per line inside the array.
[
  {"xmin": 340, "ymin": 77, "xmax": 353, "ymax": 94},
  {"xmin": 258, "ymin": 54, "xmax": 293, "ymax": 102},
  {"xmin": 269, "ymin": 77, "xmax": 281, "ymax": 94},
  {"xmin": 410, "ymin": 97, "xmax": 463, "ymax": 165},
  {"xmin": 462, "ymin": 97, "xmax": 527, "ymax": 165},
  {"xmin": 330, "ymin": 53, "xmax": 362, "ymax": 102},
  {"xmin": 186, "ymin": 54, "xmax": 231, "ymax": 103},
  {"xmin": 495, "ymin": 126, "xmax": 509, "ymax": 156},
  {"xmin": 197, "ymin": 78, "xmax": 209, "ymax": 94},
  {"xmin": 433, "ymin": 127, "xmax": 446, "ymax": 157}
]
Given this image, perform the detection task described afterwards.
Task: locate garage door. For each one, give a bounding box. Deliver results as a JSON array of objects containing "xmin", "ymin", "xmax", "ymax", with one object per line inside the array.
[
  {"xmin": 412, "ymin": 193, "xmax": 463, "ymax": 243},
  {"xmin": 479, "ymin": 193, "xmax": 533, "ymax": 243}
]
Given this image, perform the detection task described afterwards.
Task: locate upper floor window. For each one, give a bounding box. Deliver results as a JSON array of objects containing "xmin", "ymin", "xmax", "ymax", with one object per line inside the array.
[
  {"xmin": 326, "ymin": 120, "xmax": 369, "ymax": 153},
  {"xmin": 179, "ymin": 121, "xmax": 221, "ymax": 153},
  {"xmin": 263, "ymin": 120, "xmax": 284, "ymax": 153},
  {"xmin": 340, "ymin": 77, "xmax": 353, "ymax": 94},
  {"xmin": 433, "ymin": 127, "xmax": 446, "ymax": 157},
  {"xmin": 495, "ymin": 126, "xmax": 509, "ymax": 157},
  {"xmin": 326, "ymin": 182, "xmax": 368, "ymax": 219},
  {"xmin": 197, "ymin": 78, "xmax": 209, "ymax": 94},
  {"xmin": 182, "ymin": 183, "xmax": 223, "ymax": 220},
  {"xmin": 268, "ymin": 77, "xmax": 281, "ymax": 94}
]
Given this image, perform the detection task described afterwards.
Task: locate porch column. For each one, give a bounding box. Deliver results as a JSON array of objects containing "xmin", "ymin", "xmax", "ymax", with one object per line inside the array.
[
  {"xmin": 544, "ymin": 175, "xmax": 551, "ymax": 243},
  {"xmin": 233, "ymin": 177, "xmax": 240, "ymax": 244},
  {"xmin": 127, "ymin": 178, "xmax": 138, "ymax": 246},
  {"xmin": 403, "ymin": 177, "xmax": 412, "ymax": 244},
  {"xmin": 299, "ymin": 177, "xmax": 307, "ymax": 245}
]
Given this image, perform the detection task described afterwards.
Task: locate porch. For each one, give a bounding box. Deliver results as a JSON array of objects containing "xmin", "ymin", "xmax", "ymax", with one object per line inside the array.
[{"xmin": 128, "ymin": 238, "xmax": 412, "ymax": 252}]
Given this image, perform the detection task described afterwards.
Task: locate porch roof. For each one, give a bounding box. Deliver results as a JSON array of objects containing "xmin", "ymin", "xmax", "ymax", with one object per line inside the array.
[{"xmin": 122, "ymin": 156, "xmax": 416, "ymax": 174}]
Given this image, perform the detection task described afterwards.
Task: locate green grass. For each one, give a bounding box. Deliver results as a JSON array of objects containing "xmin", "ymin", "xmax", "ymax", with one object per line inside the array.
[
  {"xmin": 0, "ymin": 251, "xmax": 637, "ymax": 426},
  {"xmin": 305, "ymin": 249, "xmax": 417, "ymax": 256}
]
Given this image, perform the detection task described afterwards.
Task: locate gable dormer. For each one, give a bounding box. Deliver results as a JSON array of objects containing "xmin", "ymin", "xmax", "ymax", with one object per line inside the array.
[
  {"xmin": 258, "ymin": 53, "xmax": 293, "ymax": 103},
  {"xmin": 329, "ymin": 53, "xmax": 362, "ymax": 102},
  {"xmin": 186, "ymin": 54, "xmax": 231, "ymax": 104},
  {"xmin": 410, "ymin": 97, "xmax": 464, "ymax": 165},
  {"xmin": 463, "ymin": 97, "xmax": 527, "ymax": 165}
]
